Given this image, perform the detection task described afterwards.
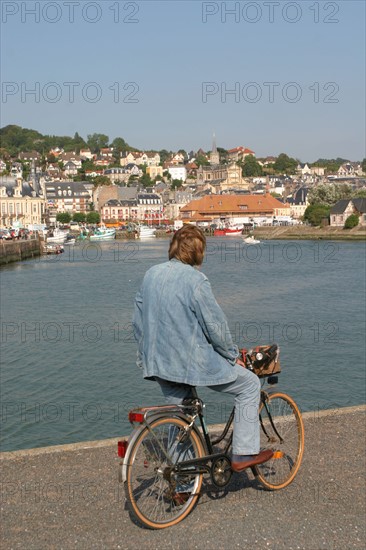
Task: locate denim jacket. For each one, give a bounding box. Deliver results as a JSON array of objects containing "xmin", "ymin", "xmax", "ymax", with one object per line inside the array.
[{"xmin": 132, "ymin": 259, "xmax": 239, "ymax": 386}]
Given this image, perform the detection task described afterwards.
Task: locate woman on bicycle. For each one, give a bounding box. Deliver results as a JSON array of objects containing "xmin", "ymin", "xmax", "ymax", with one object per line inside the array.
[{"xmin": 132, "ymin": 224, "xmax": 273, "ymax": 472}]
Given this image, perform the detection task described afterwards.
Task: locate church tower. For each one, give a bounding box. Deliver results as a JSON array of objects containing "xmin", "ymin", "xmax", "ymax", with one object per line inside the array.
[{"xmin": 209, "ymin": 133, "xmax": 220, "ymax": 165}]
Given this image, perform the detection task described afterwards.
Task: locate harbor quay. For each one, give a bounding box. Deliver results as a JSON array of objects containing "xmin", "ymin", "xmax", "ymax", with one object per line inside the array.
[{"xmin": 1, "ymin": 406, "xmax": 365, "ymax": 549}]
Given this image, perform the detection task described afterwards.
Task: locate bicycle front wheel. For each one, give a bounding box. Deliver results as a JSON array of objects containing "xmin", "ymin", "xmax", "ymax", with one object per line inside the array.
[
  {"xmin": 125, "ymin": 416, "xmax": 205, "ymax": 529},
  {"xmin": 254, "ymin": 392, "xmax": 304, "ymax": 490}
]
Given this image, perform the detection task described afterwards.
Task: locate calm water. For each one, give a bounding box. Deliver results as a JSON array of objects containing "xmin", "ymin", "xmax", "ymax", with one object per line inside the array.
[{"xmin": 1, "ymin": 238, "xmax": 365, "ymax": 452}]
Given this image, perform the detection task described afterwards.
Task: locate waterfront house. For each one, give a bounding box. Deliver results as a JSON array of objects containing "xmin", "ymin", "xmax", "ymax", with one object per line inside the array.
[
  {"xmin": 0, "ymin": 175, "xmax": 45, "ymax": 227},
  {"xmin": 286, "ymin": 186, "xmax": 309, "ymax": 219},
  {"xmin": 44, "ymin": 181, "xmax": 92, "ymax": 223},
  {"xmin": 100, "ymin": 189, "xmax": 163, "ymax": 223},
  {"xmin": 95, "ymin": 185, "xmax": 138, "ymax": 213},
  {"xmin": 330, "ymin": 198, "xmax": 366, "ymax": 227},
  {"xmin": 180, "ymin": 193, "xmax": 290, "ymax": 224}
]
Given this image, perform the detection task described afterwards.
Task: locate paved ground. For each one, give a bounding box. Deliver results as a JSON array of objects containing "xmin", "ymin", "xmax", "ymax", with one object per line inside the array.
[{"xmin": 1, "ymin": 405, "xmax": 365, "ymax": 550}]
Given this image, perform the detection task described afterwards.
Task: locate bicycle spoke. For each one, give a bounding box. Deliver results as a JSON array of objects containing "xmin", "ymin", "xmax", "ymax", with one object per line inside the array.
[
  {"xmin": 255, "ymin": 392, "xmax": 304, "ymax": 490},
  {"xmin": 126, "ymin": 417, "xmax": 204, "ymax": 528}
]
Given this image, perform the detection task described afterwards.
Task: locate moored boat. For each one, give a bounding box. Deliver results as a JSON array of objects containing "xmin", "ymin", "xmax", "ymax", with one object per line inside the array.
[
  {"xmin": 243, "ymin": 235, "xmax": 260, "ymax": 244},
  {"xmin": 44, "ymin": 243, "xmax": 64, "ymax": 255},
  {"xmin": 138, "ymin": 225, "xmax": 156, "ymax": 238},
  {"xmin": 89, "ymin": 225, "xmax": 116, "ymax": 241},
  {"xmin": 46, "ymin": 228, "xmax": 68, "ymax": 244},
  {"xmin": 214, "ymin": 228, "xmax": 243, "ymax": 236}
]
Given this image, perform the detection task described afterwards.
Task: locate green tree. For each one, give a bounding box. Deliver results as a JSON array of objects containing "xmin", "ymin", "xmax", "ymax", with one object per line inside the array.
[
  {"xmin": 139, "ymin": 173, "xmax": 153, "ymax": 187},
  {"xmin": 93, "ymin": 175, "xmax": 111, "ymax": 187},
  {"xmin": 56, "ymin": 212, "xmax": 72, "ymax": 224},
  {"xmin": 344, "ymin": 214, "xmax": 359, "ymax": 229},
  {"xmin": 87, "ymin": 133, "xmax": 109, "ymax": 153},
  {"xmin": 273, "ymin": 153, "xmax": 298, "ymax": 175},
  {"xmin": 86, "ymin": 211, "xmax": 101, "ymax": 224},
  {"xmin": 72, "ymin": 212, "xmax": 86, "ymax": 223},
  {"xmin": 111, "ymin": 137, "xmax": 129, "ymax": 160},
  {"xmin": 195, "ymin": 154, "xmax": 209, "ymax": 167},
  {"xmin": 217, "ymin": 147, "xmax": 228, "ymax": 163},
  {"xmin": 159, "ymin": 149, "xmax": 171, "ymax": 164},
  {"xmin": 171, "ymin": 178, "xmax": 183, "ymax": 189},
  {"xmin": 361, "ymin": 158, "xmax": 366, "ymax": 174},
  {"xmin": 303, "ymin": 205, "xmax": 330, "ymax": 226},
  {"xmin": 308, "ymin": 184, "xmax": 352, "ymax": 206},
  {"xmin": 242, "ymin": 155, "xmax": 263, "ymax": 177},
  {"xmin": 311, "ymin": 158, "xmax": 348, "ymax": 174}
]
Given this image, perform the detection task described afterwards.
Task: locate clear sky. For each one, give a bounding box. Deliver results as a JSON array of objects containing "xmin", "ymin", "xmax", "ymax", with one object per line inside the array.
[{"xmin": 1, "ymin": 0, "xmax": 365, "ymax": 161}]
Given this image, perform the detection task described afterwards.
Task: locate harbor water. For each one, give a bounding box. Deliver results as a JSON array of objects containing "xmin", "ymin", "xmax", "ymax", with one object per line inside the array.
[{"xmin": 1, "ymin": 238, "xmax": 365, "ymax": 452}]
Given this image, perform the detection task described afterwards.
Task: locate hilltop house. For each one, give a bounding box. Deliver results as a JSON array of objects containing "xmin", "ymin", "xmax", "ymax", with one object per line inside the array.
[
  {"xmin": 120, "ymin": 151, "xmax": 160, "ymax": 167},
  {"xmin": 227, "ymin": 146, "xmax": 255, "ymax": 162},
  {"xmin": 337, "ymin": 163, "xmax": 363, "ymax": 177}
]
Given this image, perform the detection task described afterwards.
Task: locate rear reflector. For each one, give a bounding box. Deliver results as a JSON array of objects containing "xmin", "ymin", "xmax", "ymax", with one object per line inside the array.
[
  {"xmin": 118, "ymin": 440, "xmax": 128, "ymax": 458},
  {"xmin": 273, "ymin": 450, "xmax": 285, "ymax": 459},
  {"xmin": 129, "ymin": 412, "xmax": 145, "ymax": 423}
]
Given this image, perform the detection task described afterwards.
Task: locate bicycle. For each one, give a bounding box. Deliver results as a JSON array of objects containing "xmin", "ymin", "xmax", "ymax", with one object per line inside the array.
[{"xmin": 118, "ymin": 344, "xmax": 305, "ymax": 529}]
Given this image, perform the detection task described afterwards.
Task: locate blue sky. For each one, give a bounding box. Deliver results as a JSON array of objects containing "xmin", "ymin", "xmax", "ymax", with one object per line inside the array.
[{"xmin": 1, "ymin": 0, "xmax": 365, "ymax": 161}]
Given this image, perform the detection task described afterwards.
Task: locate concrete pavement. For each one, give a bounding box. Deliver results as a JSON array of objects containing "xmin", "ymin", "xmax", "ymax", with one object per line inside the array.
[{"xmin": 1, "ymin": 405, "xmax": 365, "ymax": 549}]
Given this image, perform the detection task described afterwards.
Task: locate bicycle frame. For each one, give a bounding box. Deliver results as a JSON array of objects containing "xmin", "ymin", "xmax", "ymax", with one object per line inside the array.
[{"xmin": 120, "ymin": 388, "xmax": 278, "ymax": 484}]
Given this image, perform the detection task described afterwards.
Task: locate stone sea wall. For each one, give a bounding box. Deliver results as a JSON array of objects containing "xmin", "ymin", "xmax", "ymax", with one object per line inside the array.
[{"xmin": 0, "ymin": 238, "xmax": 42, "ymax": 266}]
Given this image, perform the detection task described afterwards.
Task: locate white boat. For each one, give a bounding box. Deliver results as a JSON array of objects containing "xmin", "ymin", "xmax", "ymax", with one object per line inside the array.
[
  {"xmin": 138, "ymin": 225, "xmax": 156, "ymax": 239},
  {"xmin": 46, "ymin": 228, "xmax": 68, "ymax": 244},
  {"xmin": 64, "ymin": 235, "xmax": 76, "ymax": 245},
  {"xmin": 243, "ymin": 235, "xmax": 260, "ymax": 244},
  {"xmin": 89, "ymin": 225, "xmax": 116, "ymax": 241}
]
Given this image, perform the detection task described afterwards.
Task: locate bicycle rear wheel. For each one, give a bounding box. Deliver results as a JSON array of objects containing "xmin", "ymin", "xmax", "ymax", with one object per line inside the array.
[
  {"xmin": 254, "ymin": 392, "xmax": 304, "ymax": 490},
  {"xmin": 125, "ymin": 416, "xmax": 205, "ymax": 529}
]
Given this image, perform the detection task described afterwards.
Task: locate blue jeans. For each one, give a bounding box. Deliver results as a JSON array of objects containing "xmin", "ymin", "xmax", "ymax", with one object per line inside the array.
[{"xmin": 156, "ymin": 364, "xmax": 261, "ymax": 455}]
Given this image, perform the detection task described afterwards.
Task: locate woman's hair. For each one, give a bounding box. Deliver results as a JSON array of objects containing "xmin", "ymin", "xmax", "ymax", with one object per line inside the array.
[{"xmin": 169, "ymin": 224, "xmax": 206, "ymax": 266}]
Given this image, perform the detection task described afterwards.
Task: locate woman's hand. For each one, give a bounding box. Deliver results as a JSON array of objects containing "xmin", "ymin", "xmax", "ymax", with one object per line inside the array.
[{"xmin": 235, "ymin": 357, "xmax": 246, "ymax": 368}]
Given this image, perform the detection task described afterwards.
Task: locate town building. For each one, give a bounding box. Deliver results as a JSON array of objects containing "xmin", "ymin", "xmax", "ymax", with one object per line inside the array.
[
  {"xmin": 0, "ymin": 174, "xmax": 45, "ymax": 227},
  {"xmin": 337, "ymin": 163, "xmax": 363, "ymax": 178},
  {"xmin": 100, "ymin": 188, "xmax": 163, "ymax": 222},
  {"xmin": 18, "ymin": 151, "xmax": 42, "ymax": 163},
  {"xmin": 197, "ymin": 162, "xmax": 248, "ymax": 192},
  {"xmin": 227, "ymin": 146, "xmax": 255, "ymax": 163},
  {"xmin": 167, "ymin": 165, "xmax": 187, "ymax": 182},
  {"xmin": 286, "ymin": 187, "xmax": 309, "ymax": 219},
  {"xmin": 44, "ymin": 181, "xmax": 92, "ymax": 223},
  {"xmin": 120, "ymin": 151, "xmax": 160, "ymax": 167},
  {"xmin": 330, "ymin": 198, "xmax": 366, "ymax": 227},
  {"xmin": 180, "ymin": 193, "xmax": 290, "ymax": 224},
  {"xmin": 146, "ymin": 165, "xmax": 164, "ymax": 179}
]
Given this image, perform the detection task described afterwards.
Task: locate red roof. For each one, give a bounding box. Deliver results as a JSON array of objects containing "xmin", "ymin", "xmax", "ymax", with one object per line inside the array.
[
  {"xmin": 227, "ymin": 146, "xmax": 255, "ymax": 154},
  {"xmin": 181, "ymin": 194, "xmax": 289, "ymax": 217}
]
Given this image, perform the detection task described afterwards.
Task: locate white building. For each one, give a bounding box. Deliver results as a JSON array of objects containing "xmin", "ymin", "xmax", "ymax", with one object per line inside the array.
[{"xmin": 168, "ymin": 165, "xmax": 187, "ymax": 182}]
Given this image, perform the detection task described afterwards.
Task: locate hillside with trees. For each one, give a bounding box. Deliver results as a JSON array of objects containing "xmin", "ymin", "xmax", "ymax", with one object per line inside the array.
[{"xmin": 0, "ymin": 125, "xmax": 137, "ymax": 157}]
